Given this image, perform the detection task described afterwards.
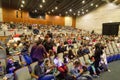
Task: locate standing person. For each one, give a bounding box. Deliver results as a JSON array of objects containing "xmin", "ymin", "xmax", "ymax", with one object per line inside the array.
[
  {"xmin": 32, "ymin": 40, "xmax": 49, "ymax": 62},
  {"xmin": 94, "ymin": 43, "xmax": 102, "ymax": 76},
  {"xmin": 100, "ymin": 47, "xmax": 111, "ymax": 72},
  {"xmin": 44, "ymin": 38, "xmax": 53, "ymax": 52},
  {"xmin": 1, "ymin": 23, "xmax": 8, "ymax": 36},
  {"xmin": 30, "ymin": 42, "xmax": 38, "ymax": 62}
]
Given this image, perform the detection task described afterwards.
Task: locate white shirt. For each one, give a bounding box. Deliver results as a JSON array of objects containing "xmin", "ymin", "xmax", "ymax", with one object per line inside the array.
[
  {"xmin": 100, "ymin": 53, "xmax": 107, "ymax": 65},
  {"xmin": 54, "ymin": 58, "xmax": 63, "ymax": 67}
]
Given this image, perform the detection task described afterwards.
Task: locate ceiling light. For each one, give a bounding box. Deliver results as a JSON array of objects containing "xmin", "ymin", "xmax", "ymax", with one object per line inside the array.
[
  {"xmin": 22, "ymin": 0, "xmax": 25, "ymax": 4},
  {"xmin": 90, "ymin": 3, "xmax": 94, "ymax": 6},
  {"xmin": 78, "ymin": 14, "xmax": 80, "ymax": 16},
  {"xmin": 86, "ymin": 10, "xmax": 88, "ymax": 12},
  {"xmin": 55, "ymin": 7, "xmax": 58, "ymax": 10},
  {"xmin": 35, "ymin": 10, "xmax": 37, "ymax": 12},
  {"xmin": 48, "ymin": 11, "xmax": 50, "ymax": 14},
  {"xmin": 69, "ymin": 9, "xmax": 72, "ymax": 12},
  {"xmin": 81, "ymin": 9, "xmax": 84, "ymax": 11},
  {"xmin": 65, "ymin": 11, "xmax": 68, "ymax": 14},
  {"xmin": 82, "ymin": 0, "xmax": 85, "ymax": 4},
  {"xmin": 19, "ymin": 8, "xmax": 21, "ymax": 10},
  {"xmin": 96, "ymin": 5, "xmax": 98, "ymax": 7},
  {"xmin": 78, "ymin": 11, "xmax": 80, "ymax": 13},
  {"xmin": 73, "ymin": 13, "xmax": 76, "ymax": 15},
  {"xmin": 42, "ymin": 0, "xmax": 45, "ymax": 3},
  {"xmin": 52, "ymin": 9, "xmax": 54, "ymax": 12},
  {"xmin": 21, "ymin": 4, "xmax": 24, "ymax": 8},
  {"xmin": 40, "ymin": 4, "xmax": 43, "ymax": 8},
  {"xmin": 82, "ymin": 12, "xmax": 84, "ymax": 14}
]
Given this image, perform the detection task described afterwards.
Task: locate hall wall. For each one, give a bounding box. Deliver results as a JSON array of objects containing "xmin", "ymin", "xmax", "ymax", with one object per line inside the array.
[{"xmin": 76, "ymin": 3, "xmax": 120, "ymax": 34}]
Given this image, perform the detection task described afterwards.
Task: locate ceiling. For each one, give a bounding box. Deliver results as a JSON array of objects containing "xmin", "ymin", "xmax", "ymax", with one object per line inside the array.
[{"xmin": 1, "ymin": 0, "xmax": 120, "ymax": 17}]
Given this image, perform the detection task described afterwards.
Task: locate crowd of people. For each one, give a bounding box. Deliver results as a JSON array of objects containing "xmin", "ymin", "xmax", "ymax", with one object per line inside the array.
[{"xmin": 0, "ymin": 22, "xmax": 120, "ymax": 80}]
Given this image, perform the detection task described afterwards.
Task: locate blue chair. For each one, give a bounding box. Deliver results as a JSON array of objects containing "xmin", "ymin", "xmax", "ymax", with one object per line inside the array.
[{"xmin": 107, "ymin": 55, "xmax": 113, "ymax": 63}]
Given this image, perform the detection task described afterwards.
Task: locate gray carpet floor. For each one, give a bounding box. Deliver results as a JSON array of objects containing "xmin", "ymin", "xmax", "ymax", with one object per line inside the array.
[{"xmin": 94, "ymin": 60, "xmax": 120, "ymax": 80}]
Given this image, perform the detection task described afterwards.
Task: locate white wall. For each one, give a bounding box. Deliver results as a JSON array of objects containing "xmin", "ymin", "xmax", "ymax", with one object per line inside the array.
[
  {"xmin": 76, "ymin": 3, "xmax": 120, "ymax": 34},
  {"xmin": 0, "ymin": 0, "xmax": 3, "ymax": 22},
  {"xmin": 65, "ymin": 16, "xmax": 72, "ymax": 26}
]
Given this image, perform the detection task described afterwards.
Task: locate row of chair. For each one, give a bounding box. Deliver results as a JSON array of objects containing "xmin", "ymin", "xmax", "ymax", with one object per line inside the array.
[{"xmin": 0, "ymin": 41, "xmax": 120, "ymax": 80}]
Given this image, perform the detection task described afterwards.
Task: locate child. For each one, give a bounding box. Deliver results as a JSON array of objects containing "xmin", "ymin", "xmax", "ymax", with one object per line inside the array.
[
  {"xmin": 100, "ymin": 52, "xmax": 111, "ymax": 72},
  {"xmin": 88, "ymin": 56, "xmax": 99, "ymax": 77}
]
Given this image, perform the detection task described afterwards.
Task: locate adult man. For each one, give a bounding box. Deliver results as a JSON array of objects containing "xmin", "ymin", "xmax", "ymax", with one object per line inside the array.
[{"xmin": 32, "ymin": 40, "xmax": 49, "ymax": 62}]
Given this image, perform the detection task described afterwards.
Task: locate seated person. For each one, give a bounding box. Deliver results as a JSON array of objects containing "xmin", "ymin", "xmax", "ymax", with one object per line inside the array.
[
  {"xmin": 77, "ymin": 46, "xmax": 84, "ymax": 56},
  {"xmin": 6, "ymin": 58, "xmax": 21, "ymax": 74},
  {"xmin": 88, "ymin": 56, "xmax": 98, "ymax": 77},
  {"xmin": 70, "ymin": 61, "xmax": 92, "ymax": 80},
  {"xmin": 63, "ymin": 54, "xmax": 69, "ymax": 64},
  {"xmin": 57, "ymin": 42, "xmax": 66, "ymax": 53},
  {"xmin": 9, "ymin": 44, "xmax": 21, "ymax": 55},
  {"xmin": 32, "ymin": 60, "xmax": 55, "ymax": 80},
  {"xmin": 45, "ymin": 59, "xmax": 60, "ymax": 77},
  {"xmin": 68, "ymin": 49, "xmax": 75, "ymax": 60},
  {"xmin": 53, "ymin": 54, "xmax": 68, "ymax": 78},
  {"xmin": 72, "ymin": 38, "xmax": 77, "ymax": 44},
  {"xmin": 82, "ymin": 46, "xmax": 90, "ymax": 54}
]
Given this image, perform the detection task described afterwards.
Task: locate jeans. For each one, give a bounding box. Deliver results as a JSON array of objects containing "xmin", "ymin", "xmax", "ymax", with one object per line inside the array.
[{"xmin": 38, "ymin": 74, "xmax": 55, "ymax": 80}]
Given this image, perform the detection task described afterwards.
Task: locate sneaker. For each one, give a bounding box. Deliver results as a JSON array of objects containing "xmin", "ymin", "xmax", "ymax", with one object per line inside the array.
[{"xmin": 92, "ymin": 75, "xmax": 100, "ymax": 78}]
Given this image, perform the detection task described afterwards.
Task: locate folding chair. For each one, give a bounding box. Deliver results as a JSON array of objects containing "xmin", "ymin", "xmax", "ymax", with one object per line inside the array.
[
  {"xmin": 14, "ymin": 67, "xmax": 32, "ymax": 80},
  {"xmin": 79, "ymin": 56, "xmax": 85, "ymax": 65},
  {"xmin": 30, "ymin": 62, "xmax": 38, "ymax": 74}
]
